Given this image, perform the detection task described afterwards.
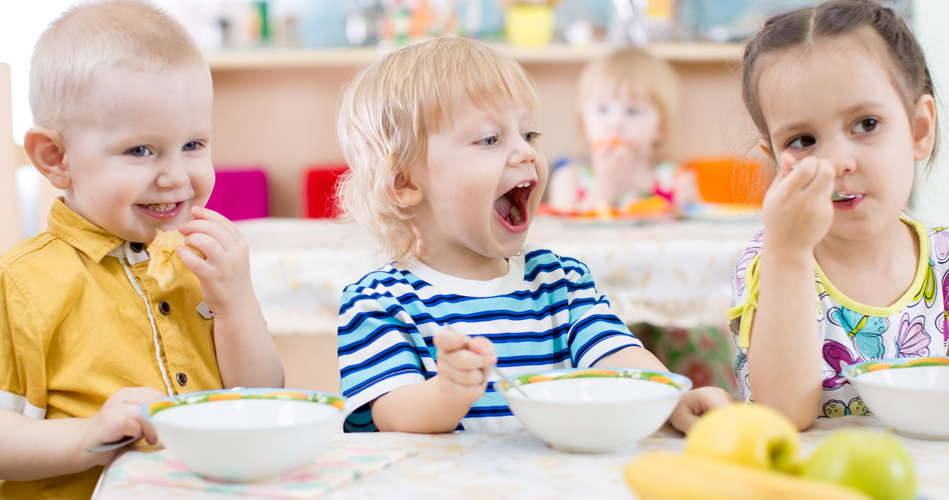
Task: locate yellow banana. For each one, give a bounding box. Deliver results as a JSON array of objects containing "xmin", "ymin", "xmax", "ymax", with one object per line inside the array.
[{"xmin": 625, "ymin": 452, "xmax": 873, "ymax": 500}]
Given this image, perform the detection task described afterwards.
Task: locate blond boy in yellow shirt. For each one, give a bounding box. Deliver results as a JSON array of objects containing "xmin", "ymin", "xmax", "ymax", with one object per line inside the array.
[{"xmin": 0, "ymin": 1, "xmax": 284, "ymax": 498}]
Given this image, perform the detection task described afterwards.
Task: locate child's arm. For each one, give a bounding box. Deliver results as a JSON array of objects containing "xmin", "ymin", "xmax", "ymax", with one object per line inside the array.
[
  {"xmin": 177, "ymin": 207, "xmax": 284, "ymax": 389},
  {"xmin": 371, "ymin": 329, "xmax": 496, "ymax": 433},
  {"xmin": 583, "ymin": 143, "xmax": 654, "ymax": 211},
  {"xmin": 547, "ymin": 163, "xmax": 582, "ymax": 212},
  {"xmin": 747, "ymin": 154, "xmax": 836, "ymax": 430},
  {"xmin": 0, "ymin": 387, "xmax": 161, "ymax": 481},
  {"xmin": 594, "ymin": 346, "xmax": 732, "ymax": 433}
]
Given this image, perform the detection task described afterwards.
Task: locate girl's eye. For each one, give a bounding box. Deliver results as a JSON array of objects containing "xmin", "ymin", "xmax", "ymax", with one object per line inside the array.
[
  {"xmin": 626, "ymin": 107, "xmax": 640, "ymax": 116},
  {"xmin": 477, "ymin": 136, "xmax": 497, "ymax": 147},
  {"xmin": 597, "ymin": 105, "xmax": 609, "ymax": 114},
  {"xmin": 128, "ymin": 146, "xmax": 151, "ymax": 157},
  {"xmin": 787, "ymin": 135, "xmax": 816, "ymax": 149},
  {"xmin": 853, "ymin": 118, "xmax": 878, "ymax": 134},
  {"xmin": 183, "ymin": 141, "xmax": 202, "ymax": 151},
  {"xmin": 523, "ymin": 131, "xmax": 542, "ymax": 143}
]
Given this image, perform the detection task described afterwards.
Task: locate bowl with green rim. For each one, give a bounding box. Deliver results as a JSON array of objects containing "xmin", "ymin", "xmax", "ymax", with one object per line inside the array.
[
  {"xmin": 842, "ymin": 356, "xmax": 949, "ymax": 440},
  {"xmin": 496, "ymin": 367, "xmax": 692, "ymax": 452},
  {"xmin": 142, "ymin": 388, "xmax": 350, "ymax": 481}
]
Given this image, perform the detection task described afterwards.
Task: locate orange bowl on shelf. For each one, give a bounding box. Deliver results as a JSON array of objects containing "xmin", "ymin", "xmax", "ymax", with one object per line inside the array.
[{"xmin": 685, "ymin": 157, "xmax": 767, "ymax": 206}]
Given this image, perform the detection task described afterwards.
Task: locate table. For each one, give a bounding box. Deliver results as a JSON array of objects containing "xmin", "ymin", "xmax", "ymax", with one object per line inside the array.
[
  {"xmin": 240, "ymin": 216, "xmax": 763, "ymax": 336},
  {"xmin": 95, "ymin": 416, "xmax": 949, "ymax": 499}
]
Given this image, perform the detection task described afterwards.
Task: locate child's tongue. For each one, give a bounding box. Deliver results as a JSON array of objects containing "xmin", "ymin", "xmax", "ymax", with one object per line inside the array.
[{"xmin": 494, "ymin": 194, "xmax": 523, "ymax": 226}]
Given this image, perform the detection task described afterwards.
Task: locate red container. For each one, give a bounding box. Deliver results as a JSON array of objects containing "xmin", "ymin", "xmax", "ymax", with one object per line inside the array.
[{"xmin": 304, "ymin": 165, "xmax": 349, "ymax": 219}]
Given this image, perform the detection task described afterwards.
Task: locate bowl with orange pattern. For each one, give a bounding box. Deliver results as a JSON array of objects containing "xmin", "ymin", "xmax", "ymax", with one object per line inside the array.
[
  {"xmin": 142, "ymin": 388, "xmax": 350, "ymax": 481},
  {"xmin": 496, "ymin": 368, "xmax": 692, "ymax": 452},
  {"xmin": 842, "ymin": 356, "xmax": 949, "ymax": 440}
]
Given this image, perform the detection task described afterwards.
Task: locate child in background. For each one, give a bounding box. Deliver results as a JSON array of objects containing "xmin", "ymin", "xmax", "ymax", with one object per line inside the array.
[
  {"xmin": 336, "ymin": 37, "xmax": 730, "ymax": 434},
  {"xmin": 726, "ymin": 0, "xmax": 942, "ymax": 430},
  {"xmin": 547, "ymin": 47, "xmax": 698, "ymax": 214},
  {"xmin": 0, "ymin": 2, "xmax": 284, "ymax": 497}
]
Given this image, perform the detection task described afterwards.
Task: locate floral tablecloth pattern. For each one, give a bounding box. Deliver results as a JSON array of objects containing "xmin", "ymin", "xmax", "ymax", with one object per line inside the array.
[{"xmin": 96, "ymin": 417, "xmax": 949, "ymax": 500}]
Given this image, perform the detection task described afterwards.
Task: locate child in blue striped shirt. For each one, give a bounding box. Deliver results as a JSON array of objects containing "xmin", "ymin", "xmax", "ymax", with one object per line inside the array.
[{"xmin": 335, "ymin": 37, "xmax": 731, "ymax": 434}]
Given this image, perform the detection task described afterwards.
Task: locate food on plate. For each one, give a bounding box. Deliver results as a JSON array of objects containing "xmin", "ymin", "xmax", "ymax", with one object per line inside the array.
[
  {"xmin": 625, "ymin": 452, "xmax": 872, "ymax": 500},
  {"xmin": 685, "ymin": 403, "xmax": 800, "ymax": 473},
  {"xmin": 146, "ymin": 229, "xmax": 205, "ymax": 290},
  {"xmin": 800, "ymin": 429, "xmax": 915, "ymax": 500}
]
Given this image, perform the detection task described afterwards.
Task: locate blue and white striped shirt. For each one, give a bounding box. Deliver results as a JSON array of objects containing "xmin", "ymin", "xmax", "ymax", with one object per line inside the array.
[{"xmin": 337, "ymin": 245, "xmax": 643, "ymax": 432}]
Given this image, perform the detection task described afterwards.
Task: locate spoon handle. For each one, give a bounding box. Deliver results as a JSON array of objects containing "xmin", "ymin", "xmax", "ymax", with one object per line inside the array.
[
  {"xmin": 85, "ymin": 435, "xmax": 139, "ymax": 453},
  {"xmin": 488, "ymin": 365, "xmax": 530, "ymax": 398}
]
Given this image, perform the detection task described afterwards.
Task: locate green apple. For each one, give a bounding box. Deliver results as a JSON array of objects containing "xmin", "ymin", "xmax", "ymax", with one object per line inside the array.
[
  {"xmin": 800, "ymin": 429, "xmax": 915, "ymax": 500},
  {"xmin": 685, "ymin": 403, "xmax": 800, "ymax": 473}
]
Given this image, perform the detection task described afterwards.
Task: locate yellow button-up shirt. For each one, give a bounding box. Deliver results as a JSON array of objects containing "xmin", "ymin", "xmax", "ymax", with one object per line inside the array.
[{"xmin": 0, "ymin": 199, "xmax": 223, "ymax": 499}]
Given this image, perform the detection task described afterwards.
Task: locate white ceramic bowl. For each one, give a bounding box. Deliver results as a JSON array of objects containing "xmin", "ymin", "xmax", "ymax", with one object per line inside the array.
[
  {"xmin": 497, "ymin": 368, "xmax": 691, "ymax": 452},
  {"xmin": 843, "ymin": 357, "xmax": 949, "ymax": 440},
  {"xmin": 142, "ymin": 388, "xmax": 350, "ymax": 481}
]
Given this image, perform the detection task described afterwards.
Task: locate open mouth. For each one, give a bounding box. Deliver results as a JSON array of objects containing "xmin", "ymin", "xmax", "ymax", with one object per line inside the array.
[
  {"xmin": 832, "ymin": 194, "xmax": 863, "ymax": 210},
  {"xmin": 138, "ymin": 202, "xmax": 184, "ymax": 219},
  {"xmin": 494, "ymin": 182, "xmax": 534, "ymax": 231}
]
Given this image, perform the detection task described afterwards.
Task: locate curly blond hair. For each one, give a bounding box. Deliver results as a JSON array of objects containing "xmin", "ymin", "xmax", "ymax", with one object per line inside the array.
[{"xmin": 337, "ymin": 37, "xmax": 539, "ymax": 263}]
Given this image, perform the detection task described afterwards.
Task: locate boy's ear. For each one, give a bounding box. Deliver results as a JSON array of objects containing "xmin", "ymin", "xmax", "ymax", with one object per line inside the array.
[
  {"xmin": 393, "ymin": 169, "xmax": 424, "ymax": 207},
  {"xmin": 24, "ymin": 126, "xmax": 70, "ymax": 190},
  {"xmin": 912, "ymin": 94, "xmax": 937, "ymax": 161},
  {"xmin": 758, "ymin": 138, "xmax": 775, "ymax": 160}
]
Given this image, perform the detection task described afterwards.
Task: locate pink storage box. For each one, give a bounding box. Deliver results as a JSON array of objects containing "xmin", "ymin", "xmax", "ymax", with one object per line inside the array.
[{"xmin": 206, "ymin": 168, "xmax": 269, "ymax": 221}]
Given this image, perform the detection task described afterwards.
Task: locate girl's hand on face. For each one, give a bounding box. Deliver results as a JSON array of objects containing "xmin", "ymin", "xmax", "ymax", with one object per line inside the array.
[
  {"xmin": 176, "ymin": 206, "xmax": 254, "ymax": 317},
  {"xmin": 433, "ymin": 328, "xmax": 496, "ymax": 405},
  {"xmin": 762, "ymin": 152, "xmax": 836, "ymax": 257},
  {"xmin": 588, "ymin": 141, "xmax": 654, "ymax": 205}
]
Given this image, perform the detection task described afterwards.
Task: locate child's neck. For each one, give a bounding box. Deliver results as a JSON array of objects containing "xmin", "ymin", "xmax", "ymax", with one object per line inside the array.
[
  {"xmin": 814, "ymin": 219, "xmax": 920, "ymax": 308},
  {"xmin": 414, "ymin": 245, "xmax": 510, "ymax": 281}
]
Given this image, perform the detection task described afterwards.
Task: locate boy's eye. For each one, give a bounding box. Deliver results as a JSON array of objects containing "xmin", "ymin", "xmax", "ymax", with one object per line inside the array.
[
  {"xmin": 853, "ymin": 117, "xmax": 878, "ymax": 134},
  {"xmin": 597, "ymin": 105, "xmax": 609, "ymax": 114},
  {"xmin": 523, "ymin": 131, "xmax": 541, "ymax": 143},
  {"xmin": 477, "ymin": 136, "xmax": 498, "ymax": 147},
  {"xmin": 183, "ymin": 141, "xmax": 201, "ymax": 151},
  {"xmin": 128, "ymin": 146, "xmax": 151, "ymax": 157},
  {"xmin": 787, "ymin": 135, "xmax": 816, "ymax": 149},
  {"xmin": 626, "ymin": 107, "xmax": 640, "ymax": 116}
]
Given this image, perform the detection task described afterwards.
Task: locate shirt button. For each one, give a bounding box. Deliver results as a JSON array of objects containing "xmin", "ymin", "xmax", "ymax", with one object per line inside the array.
[
  {"xmin": 159, "ymin": 301, "xmax": 171, "ymax": 315},
  {"xmin": 176, "ymin": 372, "xmax": 188, "ymax": 386},
  {"xmin": 130, "ymin": 242, "xmax": 145, "ymax": 253}
]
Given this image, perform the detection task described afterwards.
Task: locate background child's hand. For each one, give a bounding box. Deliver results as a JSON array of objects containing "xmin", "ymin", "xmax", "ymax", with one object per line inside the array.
[
  {"xmin": 589, "ymin": 140, "xmax": 654, "ymax": 201},
  {"xmin": 762, "ymin": 152, "xmax": 836, "ymax": 256},
  {"xmin": 83, "ymin": 387, "xmax": 163, "ymax": 466},
  {"xmin": 669, "ymin": 386, "xmax": 733, "ymax": 434},
  {"xmin": 433, "ymin": 328, "xmax": 496, "ymax": 405},
  {"xmin": 177, "ymin": 206, "xmax": 254, "ymax": 317}
]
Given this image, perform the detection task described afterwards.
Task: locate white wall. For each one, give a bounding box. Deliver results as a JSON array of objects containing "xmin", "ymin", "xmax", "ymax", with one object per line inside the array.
[{"xmin": 912, "ymin": 0, "xmax": 949, "ymax": 225}]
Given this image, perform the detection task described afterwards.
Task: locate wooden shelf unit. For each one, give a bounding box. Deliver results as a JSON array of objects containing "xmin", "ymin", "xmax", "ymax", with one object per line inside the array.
[{"xmin": 206, "ymin": 41, "xmax": 744, "ymax": 70}]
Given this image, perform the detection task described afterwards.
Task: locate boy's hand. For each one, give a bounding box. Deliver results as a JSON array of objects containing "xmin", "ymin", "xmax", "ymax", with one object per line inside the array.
[
  {"xmin": 433, "ymin": 329, "xmax": 496, "ymax": 405},
  {"xmin": 669, "ymin": 386, "xmax": 733, "ymax": 434},
  {"xmin": 762, "ymin": 153, "xmax": 836, "ymax": 257},
  {"xmin": 83, "ymin": 387, "xmax": 163, "ymax": 466},
  {"xmin": 176, "ymin": 206, "xmax": 254, "ymax": 317}
]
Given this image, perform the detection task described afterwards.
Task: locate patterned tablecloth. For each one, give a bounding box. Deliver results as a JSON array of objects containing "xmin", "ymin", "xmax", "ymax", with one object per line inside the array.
[
  {"xmin": 239, "ymin": 216, "xmax": 763, "ymax": 336},
  {"xmin": 95, "ymin": 416, "xmax": 949, "ymax": 500}
]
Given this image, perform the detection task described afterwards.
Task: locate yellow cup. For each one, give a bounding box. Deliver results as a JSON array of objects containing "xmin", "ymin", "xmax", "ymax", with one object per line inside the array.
[{"xmin": 505, "ymin": 4, "xmax": 555, "ymax": 47}]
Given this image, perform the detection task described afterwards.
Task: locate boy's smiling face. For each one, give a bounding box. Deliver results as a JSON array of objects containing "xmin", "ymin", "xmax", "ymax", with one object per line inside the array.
[
  {"xmin": 406, "ymin": 101, "xmax": 548, "ymax": 279},
  {"xmin": 58, "ymin": 66, "xmax": 214, "ymax": 243}
]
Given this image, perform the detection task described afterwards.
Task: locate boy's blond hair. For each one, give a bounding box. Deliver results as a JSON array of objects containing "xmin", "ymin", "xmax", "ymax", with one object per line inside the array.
[
  {"xmin": 337, "ymin": 37, "xmax": 540, "ymax": 263},
  {"xmin": 30, "ymin": 0, "xmax": 207, "ymax": 130},
  {"xmin": 576, "ymin": 47, "xmax": 680, "ymax": 162}
]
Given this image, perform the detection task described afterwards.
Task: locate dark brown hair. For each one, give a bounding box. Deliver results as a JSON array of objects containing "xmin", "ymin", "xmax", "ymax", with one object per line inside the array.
[{"xmin": 741, "ymin": 0, "xmax": 938, "ymax": 168}]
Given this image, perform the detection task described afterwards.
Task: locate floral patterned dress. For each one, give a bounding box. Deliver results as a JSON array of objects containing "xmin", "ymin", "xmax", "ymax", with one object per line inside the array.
[{"xmin": 726, "ymin": 220, "xmax": 949, "ymax": 418}]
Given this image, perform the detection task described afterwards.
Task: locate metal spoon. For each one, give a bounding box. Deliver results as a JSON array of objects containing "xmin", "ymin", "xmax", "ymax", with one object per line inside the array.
[
  {"xmin": 85, "ymin": 435, "xmax": 139, "ymax": 453},
  {"xmin": 831, "ymin": 192, "xmax": 858, "ymax": 202},
  {"xmin": 787, "ymin": 165, "xmax": 856, "ymax": 202},
  {"xmin": 488, "ymin": 365, "xmax": 530, "ymax": 398}
]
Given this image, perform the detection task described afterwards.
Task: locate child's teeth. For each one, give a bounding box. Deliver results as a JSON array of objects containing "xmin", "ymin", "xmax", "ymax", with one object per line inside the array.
[
  {"xmin": 516, "ymin": 182, "xmax": 530, "ymax": 188},
  {"xmin": 510, "ymin": 205, "xmax": 522, "ymax": 225},
  {"xmin": 147, "ymin": 203, "xmax": 176, "ymax": 212}
]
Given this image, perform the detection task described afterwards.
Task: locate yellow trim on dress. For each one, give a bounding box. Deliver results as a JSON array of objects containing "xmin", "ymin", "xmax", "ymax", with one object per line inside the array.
[{"xmin": 723, "ymin": 218, "xmax": 929, "ymax": 350}]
